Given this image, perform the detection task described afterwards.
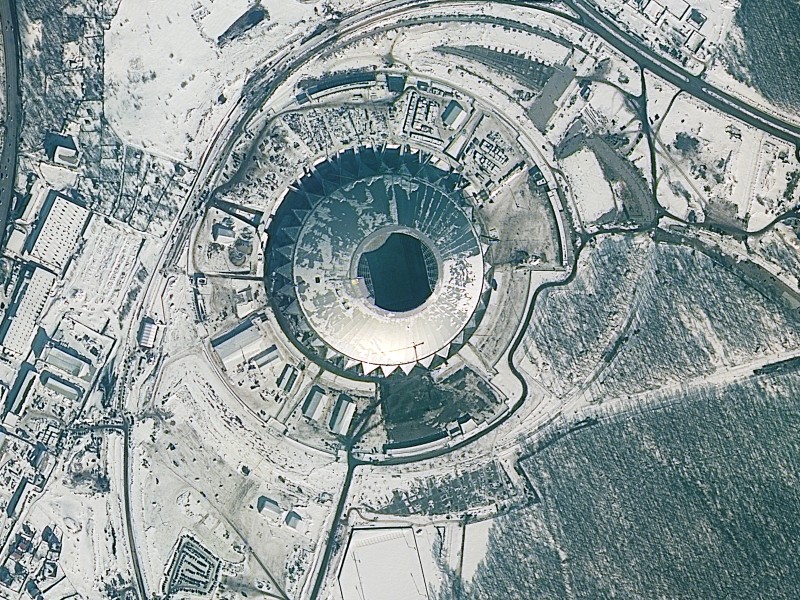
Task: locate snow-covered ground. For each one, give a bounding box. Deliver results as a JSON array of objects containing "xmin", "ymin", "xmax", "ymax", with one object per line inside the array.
[
  {"xmin": 562, "ymin": 147, "xmax": 617, "ymax": 225},
  {"xmin": 461, "ymin": 518, "xmax": 493, "ymax": 582},
  {"xmin": 656, "ymin": 92, "xmax": 798, "ymax": 229},
  {"xmin": 104, "ymin": 0, "xmax": 361, "ymax": 164},
  {"xmin": 28, "ymin": 432, "xmax": 132, "ymax": 597}
]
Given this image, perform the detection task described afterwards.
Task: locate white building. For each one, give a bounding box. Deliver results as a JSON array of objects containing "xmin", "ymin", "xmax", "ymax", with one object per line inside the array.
[
  {"xmin": 54, "ymin": 145, "xmax": 80, "ymax": 168},
  {"xmin": 212, "ymin": 223, "xmax": 236, "ymax": 244},
  {"xmin": 251, "ymin": 344, "xmax": 279, "ymax": 368},
  {"xmin": 138, "ymin": 319, "xmax": 158, "ymax": 349},
  {"xmin": 40, "ymin": 372, "xmax": 82, "ymax": 402},
  {"xmin": 284, "ymin": 510, "xmax": 302, "ymax": 530},
  {"xmin": 441, "ymin": 99, "xmax": 468, "ymax": 129},
  {"xmin": 257, "ymin": 495, "xmax": 281, "ymax": 517},
  {"xmin": 26, "ymin": 191, "xmax": 89, "ymax": 274},
  {"xmin": 329, "ymin": 394, "xmax": 356, "ymax": 436},
  {"xmin": 302, "ymin": 386, "xmax": 329, "ymax": 421},
  {"xmin": 0, "ymin": 267, "xmax": 56, "ymax": 358},
  {"xmin": 211, "ymin": 321, "xmax": 264, "ymax": 370},
  {"xmin": 43, "ymin": 345, "xmax": 92, "ymax": 379}
]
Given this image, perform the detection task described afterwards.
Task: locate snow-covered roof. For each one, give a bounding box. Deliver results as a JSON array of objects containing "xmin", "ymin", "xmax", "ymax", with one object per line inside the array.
[
  {"xmin": 138, "ymin": 320, "xmax": 158, "ymax": 349},
  {"xmin": 211, "ymin": 321, "xmax": 264, "ymax": 370},
  {"xmin": 41, "ymin": 372, "xmax": 82, "ymax": 402},
  {"xmin": 0, "ymin": 267, "xmax": 56, "ymax": 358},
  {"xmin": 44, "ymin": 346, "xmax": 91, "ymax": 378},
  {"xmin": 329, "ymin": 394, "xmax": 356, "ymax": 436},
  {"xmin": 302, "ymin": 386, "xmax": 329, "ymax": 421},
  {"xmin": 27, "ymin": 191, "xmax": 89, "ymax": 274},
  {"xmin": 284, "ymin": 510, "xmax": 302, "ymax": 529},
  {"xmin": 257, "ymin": 495, "xmax": 281, "ymax": 516}
]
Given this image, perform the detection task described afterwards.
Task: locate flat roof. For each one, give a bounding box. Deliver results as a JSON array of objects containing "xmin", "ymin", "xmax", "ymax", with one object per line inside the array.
[
  {"xmin": 285, "ymin": 510, "xmax": 302, "ymax": 528},
  {"xmin": 212, "ymin": 321, "xmax": 263, "ymax": 369},
  {"xmin": 26, "ymin": 191, "xmax": 89, "ymax": 274},
  {"xmin": 442, "ymin": 99, "xmax": 465, "ymax": 127},
  {"xmin": 138, "ymin": 320, "xmax": 158, "ymax": 348},
  {"xmin": 0, "ymin": 267, "xmax": 57, "ymax": 358}
]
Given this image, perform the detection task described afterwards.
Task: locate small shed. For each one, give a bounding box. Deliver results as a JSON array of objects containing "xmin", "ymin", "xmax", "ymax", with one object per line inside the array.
[
  {"xmin": 257, "ymin": 495, "xmax": 281, "ymax": 516},
  {"xmin": 285, "ymin": 510, "xmax": 302, "ymax": 529}
]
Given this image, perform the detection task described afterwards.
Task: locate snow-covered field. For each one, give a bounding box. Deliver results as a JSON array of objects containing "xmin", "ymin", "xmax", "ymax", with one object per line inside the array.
[
  {"xmin": 657, "ymin": 93, "xmax": 798, "ymax": 229},
  {"xmin": 104, "ymin": 0, "xmax": 361, "ymax": 164},
  {"xmin": 462, "ymin": 518, "xmax": 493, "ymax": 582},
  {"xmin": 562, "ymin": 148, "xmax": 617, "ymax": 225},
  {"xmin": 28, "ymin": 432, "xmax": 131, "ymax": 597}
]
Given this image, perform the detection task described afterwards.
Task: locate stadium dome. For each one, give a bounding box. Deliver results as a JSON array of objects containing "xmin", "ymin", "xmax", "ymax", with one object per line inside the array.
[{"xmin": 265, "ymin": 146, "xmax": 492, "ymax": 376}]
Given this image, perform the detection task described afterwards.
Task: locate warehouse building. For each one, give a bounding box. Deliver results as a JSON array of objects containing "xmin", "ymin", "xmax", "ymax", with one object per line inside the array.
[
  {"xmin": 42, "ymin": 345, "xmax": 92, "ymax": 380},
  {"xmin": 441, "ymin": 99, "xmax": 468, "ymax": 129},
  {"xmin": 302, "ymin": 386, "xmax": 329, "ymax": 421},
  {"xmin": 25, "ymin": 190, "xmax": 89, "ymax": 275},
  {"xmin": 257, "ymin": 495, "xmax": 281, "ymax": 517},
  {"xmin": 329, "ymin": 394, "xmax": 356, "ymax": 436},
  {"xmin": 0, "ymin": 267, "xmax": 57, "ymax": 359},
  {"xmin": 40, "ymin": 372, "xmax": 83, "ymax": 403},
  {"xmin": 211, "ymin": 320, "xmax": 264, "ymax": 371},
  {"xmin": 138, "ymin": 318, "xmax": 158, "ymax": 349}
]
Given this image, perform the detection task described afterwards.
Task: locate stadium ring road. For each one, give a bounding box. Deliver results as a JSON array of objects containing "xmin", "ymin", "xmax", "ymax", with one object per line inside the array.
[
  {"xmin": 193, "ymin": 0, "xmax": 800, "ymax": 463},
  {"xmin": 203, "ymin": 0, "xmax": 594, "ymax": 456}
]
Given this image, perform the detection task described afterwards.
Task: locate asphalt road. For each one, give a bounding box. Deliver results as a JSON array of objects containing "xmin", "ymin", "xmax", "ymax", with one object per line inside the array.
[
  {"xmin": 561, "ymin": 0, "xmax": 800, "ymax": 148},
  {"xmin": 0, "ymin": 0, "xmax": 21, "ymax": 246},
  {"xmin": 56, "ymin": 0, "xmax": 799, "ymax": 597}
]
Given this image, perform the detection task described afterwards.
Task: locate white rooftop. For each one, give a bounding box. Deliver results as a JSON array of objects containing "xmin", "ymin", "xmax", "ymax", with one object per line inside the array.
[
  {"xmin": 1, "ymin": 268, "xmax": 56, "ymax": 358},
  {"xmin": 27, "ymin": 192, "xmax": 89, "ymax": 274},
  {"xmin": 41, "ymin": 372, "xmax": 82, "ymax": 402},
  {"xmin": 329, "ymin": 395, "xmax": 356, "ymax": 436},
  {"xmin": 211, "ymin": 321, "xmax": 264, "ymax": 370},
  {"xmin": 302, "ymin": 386, "xmax": 329, "ymax": 421},
  {"xmin": 138, "ymin": 320, "xmax": 158, "ymax": 348},
  {"xmin": 44, "ymin": 346, "xmax": 92, "ymax": 378}
]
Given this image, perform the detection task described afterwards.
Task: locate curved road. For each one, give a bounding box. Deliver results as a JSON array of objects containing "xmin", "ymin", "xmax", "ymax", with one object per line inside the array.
[
  {"xmin": 102, "ymin": 0, "xmax": 800, "ymax": 598},
  {"xmin": 561, "ymin": 0, "xmax": 800, "ymax": 148}
]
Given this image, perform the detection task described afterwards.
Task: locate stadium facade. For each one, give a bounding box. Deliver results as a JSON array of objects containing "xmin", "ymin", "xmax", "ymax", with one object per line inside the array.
[{"xmin": 265, "ymin": 146, "xmax": 493, "ymax": 377}]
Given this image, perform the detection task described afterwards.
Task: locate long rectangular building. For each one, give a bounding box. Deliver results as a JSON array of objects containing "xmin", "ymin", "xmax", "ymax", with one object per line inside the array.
[
  {"xmin": 26, "ymin": 191, "xmax": 89, "ymax": 274},
  {"xmin": 329, "ymin": 394, "xmax": 356, "ymax": 436},
  {"xmin": 302, "ymin": 386, "xmax": 329, "ymax": 422},
  {"xmin": 43, "ymin": 345, "xmax": 93, "ymax": 380},
  {"xmin": 211, "ymin": 320, "xmax": 264, "ymax": 371},
  {"xmin": 0, "ymin": 267, "xmax": 57, "ymax": 358}
]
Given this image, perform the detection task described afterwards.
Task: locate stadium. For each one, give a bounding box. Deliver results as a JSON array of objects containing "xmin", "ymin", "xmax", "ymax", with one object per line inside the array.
[{"xmin": 265, "ymin": 146, "xmax": 493, "ymax": 377}]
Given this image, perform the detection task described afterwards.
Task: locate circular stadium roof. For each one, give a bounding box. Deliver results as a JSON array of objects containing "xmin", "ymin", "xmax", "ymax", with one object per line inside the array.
[{"xmin": 266, "ymin": 146, "xmax": 492, "ymax": 376}]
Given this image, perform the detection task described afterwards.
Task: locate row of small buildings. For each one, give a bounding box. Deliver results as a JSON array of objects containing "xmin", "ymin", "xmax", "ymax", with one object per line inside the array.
[{"xmin": 211, "ymin": 318, "xmax": 358, "ymax": 437}]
